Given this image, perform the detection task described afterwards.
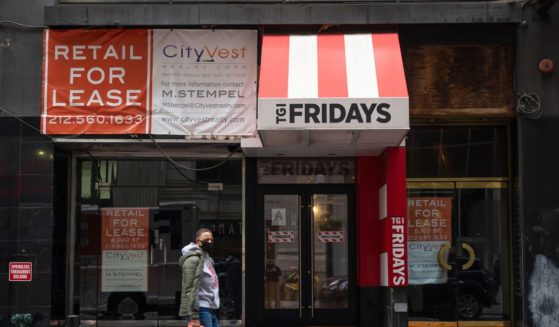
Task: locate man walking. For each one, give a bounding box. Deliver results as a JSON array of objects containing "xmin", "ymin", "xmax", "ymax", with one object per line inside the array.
[{"xmin": 179, "ymin": 228, "xmax": 220, "ymax": 327}]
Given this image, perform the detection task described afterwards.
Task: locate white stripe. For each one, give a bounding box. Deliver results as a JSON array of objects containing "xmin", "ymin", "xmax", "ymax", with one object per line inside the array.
[
  {"xmin": 344, "ymin": 34, "xmax": 379, "ymax": 98},
  {"xmin": 380, "ymin": 252, "xmax": 388, "ymax": 286},
  {"xmin": 42, "ymin": 29, "xmax": 49, "ymax": 134},
  {"xmin": 288, "ymin": 35, "xmax": 318, "ymax": 99},
  {"xmin": 146, "ymin": 30, "xmax": 151, "ymax": 134},
  {"xmin": 379, "ymin": 183, "xmax": 387, "ymax": 220}
]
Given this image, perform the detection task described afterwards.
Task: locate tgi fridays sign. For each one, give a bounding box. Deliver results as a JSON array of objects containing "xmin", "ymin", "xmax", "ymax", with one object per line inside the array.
[
  {"xmin": 42, "ymin": 29, "xmax": 257, "ymax": 135},
  {"xmin": 382, "ymin": 216, "xmax": 407, "ymax": 286},
  {"xmin": 101, "ymin": 208, "xmax": 149, "ymax": 292},
  {"xmin": 257, "ymin": 34, "xmax": 409, "ymax": 131},
  {"xmin": 258, "ymin": 158, "xmax": 355, "ymax": 184}
]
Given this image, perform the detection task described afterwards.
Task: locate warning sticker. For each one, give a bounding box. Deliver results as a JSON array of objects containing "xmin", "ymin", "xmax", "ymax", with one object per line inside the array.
[
  {"xmin": 318, "ymin": 231, "xmax": 344, "ymax": 243},
  {"xmin": 268, "ymin": 231, "xmax": 295, "ymax": 243},
  {"xmin": 9, "ymin": 262, "xmax": 32, "ymax": 282}
]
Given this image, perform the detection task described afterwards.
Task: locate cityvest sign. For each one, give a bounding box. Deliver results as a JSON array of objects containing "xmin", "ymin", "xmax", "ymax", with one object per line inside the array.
[{"xmin": 41, "ymin": 29, "xmax": 257, "ymax": 136}]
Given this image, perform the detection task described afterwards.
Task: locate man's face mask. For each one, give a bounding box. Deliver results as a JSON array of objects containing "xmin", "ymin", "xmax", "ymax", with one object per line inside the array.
[{"xmin": 200, "ymin": 240, "xmax": 214, "ymax": 253}]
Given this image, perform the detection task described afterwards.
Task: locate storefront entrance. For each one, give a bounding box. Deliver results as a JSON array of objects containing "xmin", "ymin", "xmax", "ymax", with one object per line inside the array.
[{"xmin": 249, "ymin": 185, "xmax": 356, "ymax": 326}]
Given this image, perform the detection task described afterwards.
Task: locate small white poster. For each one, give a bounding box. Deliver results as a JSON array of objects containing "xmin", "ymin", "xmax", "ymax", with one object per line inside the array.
[
  {"xmin": 102, "ymin": 250, "xmax": 148, "ymax": 292},
  {"xmin": 407, "ymin": 241, "xmax": 449, "ymax": 285},
  {"xmin": 151, "ymin": 29, "xmax": 258, "ymax": 136},
  {"xmin": 271, "ymin": 208, "xmax": 286, "ymax": 226}
]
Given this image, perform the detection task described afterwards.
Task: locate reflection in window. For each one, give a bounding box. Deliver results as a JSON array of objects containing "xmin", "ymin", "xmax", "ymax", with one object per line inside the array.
[
  {"xmin": 76, "ymin": 159, "xmax": 243, "ymax": 321},
  {"xmin": 407, "ymin": 127, "xmax": 507, "ymax": 178}
]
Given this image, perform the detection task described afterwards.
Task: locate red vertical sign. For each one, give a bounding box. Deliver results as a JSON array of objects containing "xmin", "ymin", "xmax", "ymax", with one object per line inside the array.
[{"xmin": 379, "ymin": 146, "xmax": 408, "ymax": 287}]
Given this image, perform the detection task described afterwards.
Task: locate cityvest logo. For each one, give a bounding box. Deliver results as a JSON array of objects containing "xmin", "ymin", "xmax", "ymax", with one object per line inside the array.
[
  {"xmin": 274, "ymin": 102, "xmax": 391, "ymax": 125},
  {"xmin": 162, "ymin": 44, "xmax": 249, "ymax": 62}
]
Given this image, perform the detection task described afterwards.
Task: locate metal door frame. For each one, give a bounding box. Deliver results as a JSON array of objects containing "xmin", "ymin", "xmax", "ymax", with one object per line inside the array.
[{"xmin": 251, "ymin": 184, "xmax": 357, "ymax": 327}]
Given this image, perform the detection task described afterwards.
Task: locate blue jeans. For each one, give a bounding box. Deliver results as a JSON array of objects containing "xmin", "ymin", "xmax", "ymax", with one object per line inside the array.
[{"xmin": 198, "ymin": 307, "xmax": 220, "ymax": 327}]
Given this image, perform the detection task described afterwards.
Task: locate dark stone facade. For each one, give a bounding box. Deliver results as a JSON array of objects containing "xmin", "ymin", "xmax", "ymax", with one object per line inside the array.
[{"xmin": 0, "ymin": 117, "xmax": 54, "ymax": 327}]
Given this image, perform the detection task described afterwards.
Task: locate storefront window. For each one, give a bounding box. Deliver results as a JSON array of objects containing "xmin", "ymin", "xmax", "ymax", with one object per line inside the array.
[
  {"xmin": 406, "ymin": 126, "xmax": 510, "ymax": 323},
  {"xmin": 75, "ymin": 159, "xmax": 242, "ymax": 323},
  {"xmin": 407, "ymin": 127, "xmax": 507, "ymax": 178}
]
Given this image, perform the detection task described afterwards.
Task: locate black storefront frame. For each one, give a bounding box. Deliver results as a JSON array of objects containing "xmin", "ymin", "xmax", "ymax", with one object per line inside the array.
[
  {"xmin": 245, "ymin": 159, "xmax": 357, "ymax": 326},
  {"xmin": 60, "ymin": 151, "xmax": 246, "ymax": 326}
]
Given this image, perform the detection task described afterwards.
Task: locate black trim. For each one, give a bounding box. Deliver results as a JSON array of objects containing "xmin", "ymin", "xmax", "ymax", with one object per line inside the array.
[
  {"xmin": 45, "ymin": 3, "xmax": 522, "ymax": 27},
  {"xmin": 248, "ymin": 183, "xmax": 357, "ymax": 326}
]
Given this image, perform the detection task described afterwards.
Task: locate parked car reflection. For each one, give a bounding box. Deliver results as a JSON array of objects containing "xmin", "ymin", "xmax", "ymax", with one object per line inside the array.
[{"xmin": 409, "ymin": 257, "xmax": 497, "ymax": 320}]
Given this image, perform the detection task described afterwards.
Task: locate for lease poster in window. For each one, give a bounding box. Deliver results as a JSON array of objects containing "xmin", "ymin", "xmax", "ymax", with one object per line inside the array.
[
  {"xmin": 101, "ymin": 208, "xmax": 149, "ymax": 292},
  {"xmin": 407, "ymin": 197, "xmax": 452, "ymax": 284}
]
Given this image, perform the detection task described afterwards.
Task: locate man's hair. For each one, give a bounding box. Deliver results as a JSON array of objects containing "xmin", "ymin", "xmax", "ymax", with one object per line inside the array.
[{"xmin": 195, "ymin": 228, "xmax": 213, "ymax": 241}]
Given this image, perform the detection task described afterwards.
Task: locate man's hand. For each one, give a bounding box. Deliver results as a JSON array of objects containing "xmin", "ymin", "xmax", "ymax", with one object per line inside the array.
[{"xmin": 189, "ymin": 319, "xmax": 204, "ymax": 327}]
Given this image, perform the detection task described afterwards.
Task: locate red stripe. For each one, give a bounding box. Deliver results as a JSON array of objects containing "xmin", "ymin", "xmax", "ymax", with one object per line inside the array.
[
  {"xmin": 259, "ymin": 35, "xmax": 289, "ymax": 98},
  {"xmin": 317, "ymin": 34, "xmax": 348, "ymax": 98},
  {"xmin": 357, "ymin": 156, "xmax": 382, "ymax": 286},
  {"xmin": 372, "ymin": 33, "xmax": 408, "ymax": 97}
]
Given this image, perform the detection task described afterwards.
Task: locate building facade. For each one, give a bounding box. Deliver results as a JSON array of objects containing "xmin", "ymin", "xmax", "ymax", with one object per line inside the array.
[{"xmin": 1, "ymin": 0, "xmax": 558, "ymax": 327}]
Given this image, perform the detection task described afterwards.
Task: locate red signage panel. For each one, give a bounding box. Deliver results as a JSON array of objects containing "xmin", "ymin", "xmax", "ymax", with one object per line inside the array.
[
  {"xmin": 42, "ymin": 29, "xmax": 150, "ymax": 135},
  {"xmin": 9, "ymin": 262, "xmax": 32, "ymax": 282}
]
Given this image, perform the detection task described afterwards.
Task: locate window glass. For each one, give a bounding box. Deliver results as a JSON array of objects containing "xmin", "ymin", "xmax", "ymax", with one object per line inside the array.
[
  {"xmin": 407, "ymin": 127, "xmax": 507, "ymax": 178},
  {"xmin": 76, "ymin": 159, "xmax": 242, "ymax": 322}
]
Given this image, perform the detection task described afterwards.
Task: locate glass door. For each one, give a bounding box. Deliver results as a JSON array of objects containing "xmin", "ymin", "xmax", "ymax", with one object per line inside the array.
[
  {"xmin": 255, "ymin": 186, "xmax": 355, "ymax": 326},
  {"xmin": 407, "ymin": 180, "xmax": 510, "ymax": 324}
]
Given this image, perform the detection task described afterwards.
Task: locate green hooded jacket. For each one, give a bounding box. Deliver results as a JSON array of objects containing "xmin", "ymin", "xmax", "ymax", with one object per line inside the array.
[{"xmin": 178, "ymin": 246, "xmax": 205, "ymax": 319}]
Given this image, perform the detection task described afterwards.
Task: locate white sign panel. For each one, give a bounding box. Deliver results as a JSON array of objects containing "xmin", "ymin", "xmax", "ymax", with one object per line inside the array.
[
  {"xmin": 258, "ymin": 98, "xmax": 409, "ymax": 130},
  {"xmin": 408, "ymin": 241, "xmax": 449, "ymax": 284},
  {"xmin": 102, "ymin": 250, "xmax": 148, "ymax": 292},
  {"xmin": 151, "ymin": 29, "xmax": 258, "ymax": 136}
]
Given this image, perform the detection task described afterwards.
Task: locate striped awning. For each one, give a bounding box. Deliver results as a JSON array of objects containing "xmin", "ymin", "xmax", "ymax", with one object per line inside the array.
[{"xmin": 246, "ymin": 33, "xmax": 409, "ymax": 157}]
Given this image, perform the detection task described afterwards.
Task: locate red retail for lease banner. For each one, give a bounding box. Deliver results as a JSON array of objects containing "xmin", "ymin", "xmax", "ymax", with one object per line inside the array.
[{"xmin": 42, "ymin": 29, "xmax": 150, "ymax": 135}]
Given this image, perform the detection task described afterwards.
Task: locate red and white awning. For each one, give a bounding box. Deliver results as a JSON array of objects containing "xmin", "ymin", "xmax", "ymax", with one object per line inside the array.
[
  {"xmin": 245, "ymin": 33, "xmax": 409, "ymax": 157},
  {"xmin": 259, "ymin": 33, "xmax": 408, "ymax": 102}
]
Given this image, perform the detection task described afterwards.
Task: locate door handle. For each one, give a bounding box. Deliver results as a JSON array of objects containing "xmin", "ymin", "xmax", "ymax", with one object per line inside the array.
[
  {"xmin": 161, "ymin": 239, "xmax": 167, "ymax": 264},
  {"xmin": 298, "ymin": 195, "xmax": 303, "ymax": 319},
  {"xmin": 461, "ymin": 243, "xmax": 476, "ymax": 270},
  {"xmin": 309, "ymin": 202, "xmax": 315, "ymax": 319}
]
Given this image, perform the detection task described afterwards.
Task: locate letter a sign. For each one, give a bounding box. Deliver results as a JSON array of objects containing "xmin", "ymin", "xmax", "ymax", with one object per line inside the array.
[{"xmin": 271, "ymin": 208, "xmax": 286, "ymax": 226}]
